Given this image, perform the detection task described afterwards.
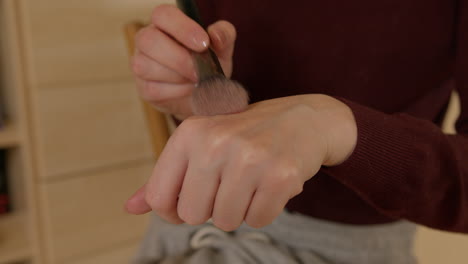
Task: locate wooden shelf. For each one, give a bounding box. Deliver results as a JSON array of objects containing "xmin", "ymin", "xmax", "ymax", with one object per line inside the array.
[
  {"xmin": 0, "ymin": 213, "xmax": 31, "ymax": 264},
  {"xmin": 0, "ymin": 125, "xmax": 20, "ymax": 148}
]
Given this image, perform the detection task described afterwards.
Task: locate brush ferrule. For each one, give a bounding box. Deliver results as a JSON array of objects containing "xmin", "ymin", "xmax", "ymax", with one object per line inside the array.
[
  {"xmin": 193, "ymin": 49, "xmax": 226, "ymax": 82},
  {"xmin": 177, "ymin": 0, "xmax": 226, "ymax": 81}
]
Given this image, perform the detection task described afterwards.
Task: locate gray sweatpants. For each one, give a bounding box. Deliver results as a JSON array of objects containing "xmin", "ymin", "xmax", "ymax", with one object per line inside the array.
[{"xmin": 133, "ymin": 211, "xmax": 417, "ymax": 264}]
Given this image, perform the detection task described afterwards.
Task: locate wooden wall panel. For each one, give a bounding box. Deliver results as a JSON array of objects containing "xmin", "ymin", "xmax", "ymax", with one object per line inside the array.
[
  {"xmin": 22, "ymin": 0, "xmax": 173, "ymax": 87},
  {"xmin": 35, "ymin": 81, "xmax": 152, "ymax": 179},
  {"xmin": 38, "ymin": 163, "xmax": 153, "ymax": 263}
]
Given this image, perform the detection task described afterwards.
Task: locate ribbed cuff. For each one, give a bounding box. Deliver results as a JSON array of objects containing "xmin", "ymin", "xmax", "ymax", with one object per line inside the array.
[{"xmin": 321, "ymin": 98, "xmax": 427, "ymax": 215}]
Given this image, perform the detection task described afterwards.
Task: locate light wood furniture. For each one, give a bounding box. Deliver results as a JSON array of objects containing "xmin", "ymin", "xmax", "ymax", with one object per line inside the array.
[
  {"xmin": 124, "ymin": 22, "xmax": 171, "ymax": 158},
  {"xmin": 0, "ymin": 0, "xmax": 40, "ymax": 263},
  {"xmin": 0, "ymin": 0, "xmax": 171, "ymax": 263},
  {"xmin": 17, "ymin": 0, "xmax": 166, "ymax": 261}
]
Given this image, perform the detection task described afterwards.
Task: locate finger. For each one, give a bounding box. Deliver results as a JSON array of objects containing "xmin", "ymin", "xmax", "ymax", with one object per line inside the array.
[
  {"xmin": 244, "ymin": 188, "xmax": 289, "ymax": 229},
  {"xmin": 125, "ymin": 184, "xmax": 152, "ymax": 215},
  {"xmin": 151, "ymin": 4, "xmax": 209, "ymax": 52},
  {"xmin": 132, "ymin": 50, "xmax": 189, "ymax": 84},
  {"xmin": 207, "ymin": 20, "xmax": 237, "ymax": 61},
  {"xmin": 212, "ymin": 165, "xmax": 257, "ymax": 232},
  {"xmin": 135, "ymin": 78, "xmax": 194, "ymax": 104},
  {"xmin": 135, "ymin": 26, "xmax": 197, "ymax": 82},
  {"xmin": 145, "ymin": 134, "xmax": 190, "ymax": 224},
  {"xmin": 177, "ymin": 159, "xmax": 221, "ymax": 225}
]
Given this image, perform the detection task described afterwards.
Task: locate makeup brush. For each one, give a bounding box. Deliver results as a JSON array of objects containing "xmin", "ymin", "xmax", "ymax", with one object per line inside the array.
[{"xmin": 176, "ymin": 0, "xmax": 249, "ymax": 116}]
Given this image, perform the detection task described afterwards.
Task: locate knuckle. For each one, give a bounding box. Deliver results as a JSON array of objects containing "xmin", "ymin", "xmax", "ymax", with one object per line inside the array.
[
  {"xmin": 174, "ymin": 121, "xmax": 230, "ymax": 167},
  {"xmin": 184, "ymin": 217, "xmax": 207, "ymax": 226},
  {"xmin": 218, "ymin": 20, "xmax": 237, "ymax": 40},
  {"xmin": 135, "ymin": 27, "xmax": 154, "ymax": 51},
  {"xmin": 206, "ymin": 125, "xmax": 234, "ymax": 152},
  {"xmin": 179, "ymin": 117, "xmax": 206, "ymax": 132},
  {"xmin": 238, "ymin": 141, "xmax": 270, "ymax": 168},
  {"xmin": 153, "ymin": 202, "xmax": 172, "ymax": 216},
  {"xmin": 131, "ymin": 55, "xmax": 146, "ymax": 77},
  {"xmin": 192, "ymin": 215, "xmax": 210, "ymax": 226},
  {"xmin": 264, "ymin": 160, "xmax": 302, "ymax": 192},
  {"xmin": 281, "ymin": 160, "xmax": 302, "ymax": 180},
  {"xmin": 245, "ymin": 215, "xmax": 269, "ymax": 229},
  {"xmin": 145, "ymin": 192, "xmax": 171, "ymax": 215},
  {"xmin": 291, "ymin": 182, "xmax": 304, "ymax": 196},
  {"xmin": 175, "ymin": 117, "xmax": 212, "ymax": 142},
  {"xmin": 264, "ymin": 176, "xmax": 287, "ymax": 193},
  {"xmin": 178, "ymin": 206, "xmax": 208, "ymax": 226},
  {"xmin": 213, "ymin": 218, "xmax": 240, "ymax": 232},
  {"xmin": 139, "ymin": 81, "xmax": 162, "ymax": 102},
  {"xmin": 201, "ymin": 144, "xmax": 224, "ymax": 168}
]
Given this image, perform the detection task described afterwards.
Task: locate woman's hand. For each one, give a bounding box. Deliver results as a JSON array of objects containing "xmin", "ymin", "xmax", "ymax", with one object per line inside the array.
[
  {"xmin": 131, "ymin": 4, "xmax": 236, "ymax": 120},
  {"xmin": 125, "ymin": 94, "xmax": 357, "ymax": 231}
]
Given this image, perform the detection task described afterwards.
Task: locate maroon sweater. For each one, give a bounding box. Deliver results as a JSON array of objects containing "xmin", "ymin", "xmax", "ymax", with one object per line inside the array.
[{"xmin": 196, "ymin": 0, "xmax": 468, "ymax": 233}]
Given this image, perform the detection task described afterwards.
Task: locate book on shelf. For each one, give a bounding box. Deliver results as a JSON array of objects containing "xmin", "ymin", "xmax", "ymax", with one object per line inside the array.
[
  {"xmin": 0, "ymin": 97, "xmax": 5, "ymax": 129},
  {"xmin": 0, "ymin": 23, "xmax": 6, "ymax": 130},
  {"xmin": 0, "ymin": 149, "xmax": 10, "ymax": 214}
]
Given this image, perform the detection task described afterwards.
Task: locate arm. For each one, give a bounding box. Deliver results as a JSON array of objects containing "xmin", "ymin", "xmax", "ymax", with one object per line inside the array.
[
  {"xmin": 322, "ymin": 2, "xmax": 468, "ymax": 232},
  {"xmin": 323, "ymin": 97, "xmax": 468, "ymax": 232}
]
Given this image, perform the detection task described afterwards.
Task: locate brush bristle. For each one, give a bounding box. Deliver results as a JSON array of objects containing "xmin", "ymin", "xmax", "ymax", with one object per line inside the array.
[{"xmin": 191, "ymin": 76, "xmax": 249, "ymax": 116}]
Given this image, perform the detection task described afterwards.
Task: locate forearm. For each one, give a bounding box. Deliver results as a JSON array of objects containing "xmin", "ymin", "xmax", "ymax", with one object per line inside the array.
[{"xmin": 322, "ymin": 98, "xmax": 468, "ymax": 233}]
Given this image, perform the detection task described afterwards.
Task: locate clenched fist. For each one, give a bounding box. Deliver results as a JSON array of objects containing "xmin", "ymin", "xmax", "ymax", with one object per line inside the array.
[{"xmin": 125, "ymin": 94, "xmax": 357, "ymax": 231}]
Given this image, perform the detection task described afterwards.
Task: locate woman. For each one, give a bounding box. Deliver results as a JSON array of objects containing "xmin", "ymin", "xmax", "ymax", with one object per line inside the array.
[{"xmin": 125, "ymin": 0, "xmax": 468, "ymax": 263}]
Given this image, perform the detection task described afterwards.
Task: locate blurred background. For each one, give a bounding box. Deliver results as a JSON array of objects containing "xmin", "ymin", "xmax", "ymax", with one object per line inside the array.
[{"xmin": 0, "ymin": 0, "xmax": 466, "ymax": 263}]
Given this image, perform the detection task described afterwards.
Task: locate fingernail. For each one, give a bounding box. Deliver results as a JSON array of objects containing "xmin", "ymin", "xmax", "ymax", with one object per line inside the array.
[{"xmin": 193, "ymin": 33, "xmax": 209, "ymax": 49}]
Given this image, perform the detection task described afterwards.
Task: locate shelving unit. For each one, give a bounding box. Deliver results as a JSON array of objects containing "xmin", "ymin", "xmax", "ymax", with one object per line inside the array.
[
  {"xmin": 0, "ymin": 0, "xmax": 39, "ymax": 263},
  {"xmin": 0, "ymin": 0, "xmax": 159, "ymax": 262},
  {"xmin": 0, "ymin": 0, "xmax": 155, "ymax": 262},
  {"xmin": 0, "ymin": 125, "xmax": 21, "ymax": 148}
]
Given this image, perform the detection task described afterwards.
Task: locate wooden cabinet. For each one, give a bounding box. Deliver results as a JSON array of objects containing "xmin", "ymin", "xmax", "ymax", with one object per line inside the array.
[
  {"xmin": 0, "ymin": 0, "xmax": 38, "ymax": 263},
  {"xmin": 38, "ymin": 164, "xmax": 152, "ymax": 263},
  {"xmin": 0, "ymin": 0, "xmax": 166, "ymax": 263},
  {"xmin": 20, "ymin": 0, "xmax": 172, "ymax": 86},
  {"xmin": 35, "ymin": 81, "xmax": 152, "ymax": 179}
]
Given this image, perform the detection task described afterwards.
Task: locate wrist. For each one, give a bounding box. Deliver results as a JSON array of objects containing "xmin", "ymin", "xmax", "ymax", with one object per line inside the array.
[{"xmin": 302, "ymin": 94, "xmax": 358, "ymax": 166}]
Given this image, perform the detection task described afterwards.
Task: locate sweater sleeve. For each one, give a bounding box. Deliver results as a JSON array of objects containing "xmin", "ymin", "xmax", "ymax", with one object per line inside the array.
[{"xmin": 323, "ymin": 1, "xmax": 468, "ymax": 233}]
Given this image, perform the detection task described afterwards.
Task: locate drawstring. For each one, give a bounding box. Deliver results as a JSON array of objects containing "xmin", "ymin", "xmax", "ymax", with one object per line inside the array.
[
  {"xmin": 189, "ymin": 224, "xmax": 274, "ymax": 263},
  {"xmin": 190, "ymin": 225, "xmax": 272, "ymax": 249}
]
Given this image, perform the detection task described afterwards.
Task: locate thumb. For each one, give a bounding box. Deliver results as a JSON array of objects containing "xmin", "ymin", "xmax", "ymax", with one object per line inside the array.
[
  {"xmin": 124, "ymin": 184, "xmax": 152, "ymax": 215},
  {"xmin": 207, "ymin": 21, "xmax": 236, "ymax": 76}
]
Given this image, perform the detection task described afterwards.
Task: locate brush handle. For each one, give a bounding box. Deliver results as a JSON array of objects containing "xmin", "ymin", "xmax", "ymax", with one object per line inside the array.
[{"xmin": 176, "ymin": 0, "xmax": 226, "ymax": 81}]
